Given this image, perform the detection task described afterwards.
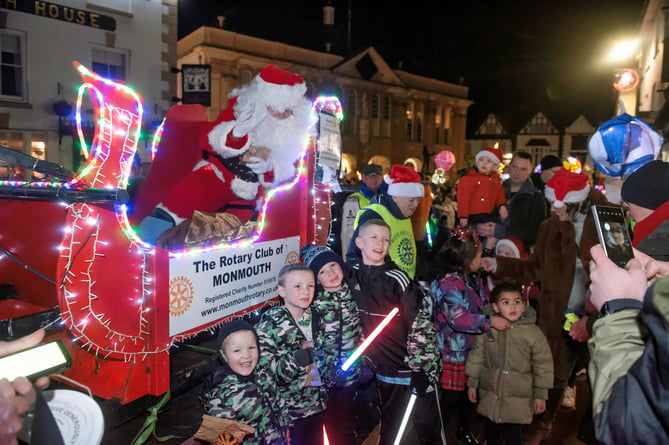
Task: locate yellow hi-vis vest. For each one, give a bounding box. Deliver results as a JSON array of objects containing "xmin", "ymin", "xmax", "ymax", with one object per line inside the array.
[
  {"xmin": 353, "ymin": 203, "xmax": 416, "ymax": 278},
  {"xmin": 349, "ymin": 191, "xmax": 371, "ymax": 209}
]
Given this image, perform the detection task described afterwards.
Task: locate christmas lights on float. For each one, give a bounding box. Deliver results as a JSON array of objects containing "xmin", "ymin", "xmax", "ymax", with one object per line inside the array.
[{"xmin": 2, "ymin": 60, "xmax": 343, "ymax": 361}]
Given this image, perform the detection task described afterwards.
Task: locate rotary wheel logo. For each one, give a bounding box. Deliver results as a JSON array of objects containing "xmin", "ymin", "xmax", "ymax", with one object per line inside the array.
[
  {"xmin": 169, "ymin": 276, "xmax": 194, "ymax": 317},
  {"xmin": 397, "ymin": 238, "xmax": 414, "ymax": 267},
  {"xmin": 284, "ymin": 250, "xmax": 299, "ymax": 264}
]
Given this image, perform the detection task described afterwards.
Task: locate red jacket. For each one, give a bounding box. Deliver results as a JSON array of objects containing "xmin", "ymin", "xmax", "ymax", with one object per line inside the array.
[{"xmin": 457, "ymin": 169, "xmax": 507, "ymax": 218}]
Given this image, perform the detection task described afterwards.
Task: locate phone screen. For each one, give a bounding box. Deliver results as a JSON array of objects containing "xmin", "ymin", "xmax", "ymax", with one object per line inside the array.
[
  {"xmin": 0, "ymin": 340, "xmax": 71, "ymax": 381},
  {"xmin": 592, "ymin": 205, "xmax": 634, "ymax": 267}
]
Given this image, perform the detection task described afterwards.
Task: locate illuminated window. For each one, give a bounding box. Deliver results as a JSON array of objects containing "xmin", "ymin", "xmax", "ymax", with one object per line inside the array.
[
  {"xmin": 0, "ymin": 31, "xmax": 26, "ymax": 101},
  {"xmin": 406, "ymin": 102, "xmax": 414, "ymax": 140},
  {"xmin": 434, "ymin": 106, "xmax": 442, "ymax": 144},
  {"xmin": 0, "ymin": 131, "xmax": 46, "ymax": 179},
  {"xmin": 92, "ymin": 48, "xmax": 127, "ymax": 82}
]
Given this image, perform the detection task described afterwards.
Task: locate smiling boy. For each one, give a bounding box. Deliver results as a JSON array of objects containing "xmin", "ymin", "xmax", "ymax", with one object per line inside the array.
[
  {"xmin": 255, "ymin": 264, "xmax": 328, "ymax": 445},
  {"xmin": 347, "ymin": 218, "xmax": 443, "ymax": 444}
]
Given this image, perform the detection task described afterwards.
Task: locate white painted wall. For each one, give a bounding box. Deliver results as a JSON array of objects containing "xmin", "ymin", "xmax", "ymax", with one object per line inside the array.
[{"xmin": 0, "ymin": 0, "xmax": 166, "ymax": 166}]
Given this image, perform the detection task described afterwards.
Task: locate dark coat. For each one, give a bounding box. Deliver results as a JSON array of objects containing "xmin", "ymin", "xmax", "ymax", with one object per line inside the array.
[{"xmin": 495, "ymin": 188, "xmax": 607, "ymax": 382}]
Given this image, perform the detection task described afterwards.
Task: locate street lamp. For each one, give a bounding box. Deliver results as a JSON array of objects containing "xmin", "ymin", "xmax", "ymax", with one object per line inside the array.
[{"xmin": 606, "ymin": 39, "xmax": 639, "ymax": 63}]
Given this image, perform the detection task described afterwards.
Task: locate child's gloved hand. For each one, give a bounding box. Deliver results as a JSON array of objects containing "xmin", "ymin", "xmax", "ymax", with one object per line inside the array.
[
  {"xmin": 294, "ymin": 348, "xmax": 314, "ymax": 367},
  {"xmin": 410, "ymin": 370, "xmax": 430, "ymax": 396}
]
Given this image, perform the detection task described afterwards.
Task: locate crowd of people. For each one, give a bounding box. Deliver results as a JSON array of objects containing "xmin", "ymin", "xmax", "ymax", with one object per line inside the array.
[
  {"xmin": 3, "ymin": 149, "xmax": 669, "ymax": 445},
  {"xmin": 191, "ymin": 150, "xmax": 669, "ymax": 445}
]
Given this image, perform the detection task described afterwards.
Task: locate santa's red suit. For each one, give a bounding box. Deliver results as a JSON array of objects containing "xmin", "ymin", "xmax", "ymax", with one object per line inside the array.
[{"xmin": 142, "ymin": 65, "xmax": 312, "ymax": 239}]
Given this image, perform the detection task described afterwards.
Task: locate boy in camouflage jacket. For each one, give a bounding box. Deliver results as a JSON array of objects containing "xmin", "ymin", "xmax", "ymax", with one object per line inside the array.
[
  {"xmin": 347, "ymin": 218, "xmax": 443, "ymax": 444},
  {"xmin": 255, "ymin": 264, "xmax": 329, "ymax": 445},
  {"xmin": 200, "ymin": 319, "xmax": 287, "ymax": 444},
  {"xmin": 300, "ymin": 243, "xmax": 363, "ymax": 444}
]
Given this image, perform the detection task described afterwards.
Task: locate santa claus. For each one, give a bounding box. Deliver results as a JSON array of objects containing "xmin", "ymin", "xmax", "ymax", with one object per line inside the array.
[{"xmin": 138, "ymin": 65, "xmax": 313, "ymax": 243}]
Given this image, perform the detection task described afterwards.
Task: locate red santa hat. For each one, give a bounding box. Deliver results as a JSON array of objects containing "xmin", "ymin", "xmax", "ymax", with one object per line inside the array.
[
  {"xmin": 544, "ymin": 168, "xmax": 590, "ymax": 208},
  {"xmin": 476, "ymin": 146, "xmax": 503, "ymax": 165},
  {"xmin": 495, "ymin": 236, "xmax": 527, "ymax": 259},
  {"xmin": 256, "ymin": 65, "xmax": 307, "ymax": 112},
  {"xmin": 385, "ymin": 165, "xmax": 425, "ymax": 198}
]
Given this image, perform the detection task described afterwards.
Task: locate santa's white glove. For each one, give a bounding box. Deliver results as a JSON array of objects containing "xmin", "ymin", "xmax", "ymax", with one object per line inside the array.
[
  {"xmin": 232, "ymin": 102, "xmax": 266, "ymax": 139},
  {"xmin": 245, "ymin": 156, "xmax": 272, "ymax": 174}
]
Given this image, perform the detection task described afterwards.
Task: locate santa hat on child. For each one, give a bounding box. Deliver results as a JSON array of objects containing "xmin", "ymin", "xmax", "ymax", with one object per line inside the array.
[
  {"xmin": 300, "ymin": 243, "xmax": 343, "ymax": 276},
  {"xmin": 256, "ymin": 65, "xmax": 307, "ymax": 112},
  {"xmin": 475, "ymin": 146, "xmax": 504, "ymax": 165},
  {"xmin": 495, "ymin": 236, "xmax": 528, "ymax": 259},
  {"xmin": 385, "ymin": 165, "xmax": 425, "ymax": 198},
  {"xmin": 544, "ymin": 168, "xmax": 590, "ymax": 208}
]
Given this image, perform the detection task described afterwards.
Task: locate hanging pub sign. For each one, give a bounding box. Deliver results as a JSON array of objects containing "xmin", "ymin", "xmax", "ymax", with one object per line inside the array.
[
  {"xmin": 182, "ymin": 64, "xmax": 211, "ymax": 107},
  {"xmin": 0, "ymin": 0, "xmax": 116, "ymax": 31}
]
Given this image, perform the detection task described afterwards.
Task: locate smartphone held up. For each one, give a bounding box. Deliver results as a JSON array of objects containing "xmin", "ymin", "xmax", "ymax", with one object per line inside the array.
[{"xmin": 592, "ymin": 205, "xmax": 634, "ymax": 268}]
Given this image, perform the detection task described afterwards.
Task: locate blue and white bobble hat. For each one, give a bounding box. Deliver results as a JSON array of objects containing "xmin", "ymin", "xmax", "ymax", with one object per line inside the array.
[
  {"xmin": 588, "ymin": 113, "xmax": 662, "ymax": 180},
  {"xmin": 299, "ymin": 243, "xmax": 343, "ymax": 276}
]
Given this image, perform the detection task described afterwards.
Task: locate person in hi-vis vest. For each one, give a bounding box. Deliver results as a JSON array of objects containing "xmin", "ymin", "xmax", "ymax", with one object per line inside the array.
[
  {"xmin": 340, "ymin": 164, "xmax": 387, "ymax": 256},
  {"xmin": 346, "ymin": 165, "xmax": 424, "ymax": 278}
]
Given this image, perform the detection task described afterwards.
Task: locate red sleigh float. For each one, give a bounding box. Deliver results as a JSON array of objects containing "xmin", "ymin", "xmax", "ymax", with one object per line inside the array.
[{"xmin": 0, "ymin": 63, "xmax": 342, "ymax": 406}]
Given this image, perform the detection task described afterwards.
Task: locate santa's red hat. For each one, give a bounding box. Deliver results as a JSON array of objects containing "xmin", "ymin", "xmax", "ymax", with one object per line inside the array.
[
  {"xmin": 545, "ymin": 168, "xmax": 590, "ymax": 208},
  {"xmin": 476, "ymin": 146, "xmax": 503, "ymax": 165},
  {"xmin": 495, "ymin": 236, "xmax": 527, "ymax": 258},
  {"xmin": 256, "ymin": 65, "xmax": 307, "ymax": 112},
  {"xmin": 385, "ymin": 165, "xmax": 424, "ymax": 198}
]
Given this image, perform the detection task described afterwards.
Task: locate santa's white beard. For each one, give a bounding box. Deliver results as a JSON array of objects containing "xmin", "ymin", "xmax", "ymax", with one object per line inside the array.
[{"xmin": 249, "ymin": 98, "xmax": 314, "ymax": 184}]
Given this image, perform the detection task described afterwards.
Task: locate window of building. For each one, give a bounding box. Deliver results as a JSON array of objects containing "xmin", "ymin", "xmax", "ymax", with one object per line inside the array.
[
  {"xmin": 92, "ymin": 48, "xmax": 128, "ymax": 82},
  {"xmin": 443, "ymin": 107, "xmax": 452, "ymax": 145},
  {"xmin": 382, "ymin": 96, "xmax": 391, "ymax": 137},
  {"xmin": 0, "ymin": 31, "xmax": 26, "ymax": 101},
  {"xmin": 0, "ymin": 131, "xmax": 45, "ymax": 179},
  {"xmin": 406, "ymin": 102, "xmax": 414, "ymax": 140},
  {"xmin": 416, "ymin": 102, "xmax": 424, "ymax": 142},
  {"xmin": 382, "ymin": 97, "xmax": 391, "ymax": 120},
  {"xmin": 239, "ymin": 68, "xmax": 252, "ymax": 85},
  {"xmin": 371, "ymin": 94, "xmax": 380, "ymax": 119}
]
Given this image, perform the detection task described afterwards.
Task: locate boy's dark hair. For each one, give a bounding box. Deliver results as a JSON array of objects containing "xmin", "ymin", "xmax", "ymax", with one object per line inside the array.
[
  {"xmin": 491, "ymin": 279, "xmax": 524, "ymax": 303},
  {"xmin": 436, "ymin": 229, "xmax": 480, "ymax": 274},
  {"xmin": 277, "ymin": 263, "xmax": 313, "ymax": 287},
  {"xmin": 358, "ymin": 218, "xmax": 390, "ymax": 234}
]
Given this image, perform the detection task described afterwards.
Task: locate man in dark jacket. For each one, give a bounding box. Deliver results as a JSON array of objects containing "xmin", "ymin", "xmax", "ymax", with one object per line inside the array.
[
  {"xmin": 476, "ymin": 152, "xmax": 547, "ymax": 252},
  {"xmin": 588, "ymin": 244, "xmax": 669, "ymax": 444}
]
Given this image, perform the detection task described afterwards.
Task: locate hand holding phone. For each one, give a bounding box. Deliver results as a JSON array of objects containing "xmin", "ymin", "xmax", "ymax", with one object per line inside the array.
[
  {"xmin": 0, "ymin": 340, "xmax": 71, "ymax": 382},
  {"xmin": 592, "ymin": 205, "xmax": 634, "ymax": 268}
]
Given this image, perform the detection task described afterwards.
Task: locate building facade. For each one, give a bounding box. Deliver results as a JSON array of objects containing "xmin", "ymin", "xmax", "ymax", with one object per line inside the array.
[
  {"xmin": 467, "ymin": 112, "xmax": 596, "ymax": 169},
  {"xmin": 0, "ymin": 0, "xmax": 177, "ymax": 179},
  {"xmin": 177, "ymin": 25, "xmax": 472, "ymax": 178}
]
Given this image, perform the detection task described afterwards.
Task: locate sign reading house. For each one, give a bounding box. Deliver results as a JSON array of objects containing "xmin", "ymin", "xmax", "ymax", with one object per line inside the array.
[{"xmin": 0, "ymin": 0, "xmax": 116, "ymax": 31}]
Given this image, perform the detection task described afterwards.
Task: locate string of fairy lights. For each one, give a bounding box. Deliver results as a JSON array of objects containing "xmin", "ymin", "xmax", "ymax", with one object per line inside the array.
[{"xmin": 2, "ymin": 60, "xmax": 344, "ymax": 363}]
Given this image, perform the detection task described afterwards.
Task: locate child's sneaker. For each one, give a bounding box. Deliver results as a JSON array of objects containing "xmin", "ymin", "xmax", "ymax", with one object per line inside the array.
[{"xmin": 561, "ymin": 385, "xmax": 576, "ymax": 408}]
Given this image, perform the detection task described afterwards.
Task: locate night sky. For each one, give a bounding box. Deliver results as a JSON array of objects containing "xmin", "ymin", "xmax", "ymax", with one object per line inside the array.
[{"xmin": 178, "ymin": 0, "xmax": 646, "ymax": 135}]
